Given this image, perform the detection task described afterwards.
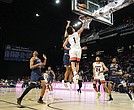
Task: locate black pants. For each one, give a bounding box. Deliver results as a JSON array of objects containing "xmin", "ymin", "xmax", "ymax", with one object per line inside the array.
[{"xmin": 78, "ymin": 80, "xmax": 82, "ymax": 90}]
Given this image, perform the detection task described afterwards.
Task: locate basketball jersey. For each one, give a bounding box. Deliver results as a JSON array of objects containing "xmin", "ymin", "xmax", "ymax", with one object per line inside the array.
[
  {"xmin": 68, "ymin": 32, "xmax": 81, "ymax": 49},
  {"xmin": 108, "ymin": 64, "xmax": 122, "ymax": 76},
  {"xmin": 32, "ymin": 58, "xmax": 42, "ymax": 75},
  {"xmin": 93, "ymin": 62, "xmax": 104, "ymax": 76},
  {"xmin": 48, "ymin": 71, "xmax": 53, "ymax": 79},
  {"xmin": 63, "ymin": 37, "xmax": 70, "ymax": 54}
]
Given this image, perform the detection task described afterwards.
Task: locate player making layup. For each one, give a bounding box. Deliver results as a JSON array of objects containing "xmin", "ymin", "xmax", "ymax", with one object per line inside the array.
[
  {"xmin": 63, "ymin": 15, "xmax": 87, "ymax": 83},
  {"xmin": 63, "ymin": 20, "xmax": 73, "ymax": 90},
  {"xmin": 92, "ymin": 56, "xmax": 113, "ymax": 101},
  {"xmin": 17, "ymin": 51, "xmax": 47, "ymax": 107},
  {"xmin": 63, "ymin": 20, "xmax": 88, "ymax": 89}
]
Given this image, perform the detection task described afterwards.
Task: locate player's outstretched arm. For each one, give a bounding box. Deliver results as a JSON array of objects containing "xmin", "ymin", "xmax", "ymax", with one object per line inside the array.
[{"xmin": 64, "ymin": 20, "xmax": 71, "ymax": 38}]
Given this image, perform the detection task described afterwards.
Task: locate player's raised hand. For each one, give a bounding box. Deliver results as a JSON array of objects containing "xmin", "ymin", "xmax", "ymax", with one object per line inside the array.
[
  {"xmin": 81, "ymin": 46, "xmax": 88, "ymax": 50},
  {"xmin": 67, "ymin": 20, "xmax": 71, "ymax": 24},
  {"xmin": 43, "ymin": 54, "xmax": 47, "ymax": 59}
]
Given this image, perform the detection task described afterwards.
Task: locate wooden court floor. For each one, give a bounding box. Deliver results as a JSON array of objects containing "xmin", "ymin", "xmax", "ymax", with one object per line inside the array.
[{"xmin": 0, "ymin": 87, "xmax": 134, "ymax": 110}]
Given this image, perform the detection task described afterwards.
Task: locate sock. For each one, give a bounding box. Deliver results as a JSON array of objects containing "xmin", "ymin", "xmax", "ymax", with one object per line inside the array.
[
  {"xmin": 64, "ymin": 80, "xmax": 67, "ymax": 83},
  {"xmin": 109, "ymin": 94, "xmax": 112, "ymax": 99},
  {"xmin": 19, "ymin": 83, "xmax": 36, "ymax": 100},
  {"xmin": 73, "ymin": 71, "xmax": 77, "ymax": 76},
  {"xmin": 39, "ymin": 96, "xmax": 43, "ymax": 101}
]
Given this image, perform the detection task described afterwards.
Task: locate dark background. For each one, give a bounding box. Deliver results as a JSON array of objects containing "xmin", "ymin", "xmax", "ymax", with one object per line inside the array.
[{"xmin": 0, "ymin": 0, "xmax": 133, "ymax": 79}]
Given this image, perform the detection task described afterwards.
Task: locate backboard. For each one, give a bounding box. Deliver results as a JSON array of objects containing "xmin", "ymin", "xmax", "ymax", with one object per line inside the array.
[{"xmin": 72, "ymin": 0, "xmax": 134, "ymax": 26}]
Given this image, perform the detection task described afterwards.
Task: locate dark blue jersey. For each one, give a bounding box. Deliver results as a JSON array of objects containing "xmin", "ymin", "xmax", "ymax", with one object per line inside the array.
[
  {"xmin": 63, "ymin": 37, "xmax": 70, "ymax": 54},
  {"xmin": 64, "ymin": 42, "xmax": 70, "ymax": 54},
  {"xmin": 32, "ymin": 58, "xmax": 42, "ymax": 75},
  {"xmin": 108, "ymin": 64, "xmax": 122, "ymax": 77},
  {"xmin": 48, "ymin": 71, "xmax": 54, "ymax": 79}
]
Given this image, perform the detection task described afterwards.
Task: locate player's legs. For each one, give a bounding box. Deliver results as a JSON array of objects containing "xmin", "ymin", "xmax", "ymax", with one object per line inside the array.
[
  {"xmin": 67, "ymin": 67, "xmax": 73, "ymax": 90},
  {"xmin": 101, "ymin": 82, "xmax": 113, "ymax": 101},
  {"xmin": 98, "ymin": 79, "xmax": 101, "ymax": 92},
  {"xmin": 108, "ymin": 81, "xmax": 114, "ymax": 91},
  {"xmin": 17, "ymin": 82, "xmax": 36, "ymax": 106},
  {"xmin": 63, "ymin": 53, "xmax": 71, "ymax": 83},
  {"xmin": 93, "ymin": 80, "xmax": 98, "ymax": 92},
  {"xmin": 109, "ymin": 78, "xmax": 119, "ymax": 91},
  {"xmin": 71, "ymin": 62, "xmax": 77, "ymax": 75},
  {"xmin": 17, "ymin": 71, "xmax": 38, "ymax": 106},
  {"xmin": 64, "ymin": 66, "xmax": 70, "ymax": 82},
  {"xmin": 69, "ymin": 48, "xmax": 81, "ymax": 74},
  {"xmin": 49, "ymin": 80, "xmax": 53, "ymax": 92},
  {"xmin": 100, "ymin": 74, "xmax": 113, "ymax": 101},
  {"xmin": 75, "ymin": 62, "xmax": 79, "ymax": 73},
  {"xmin": 75, "ymin": 48, "xmax": 81, "ymax": 76},
  {"xmin": 68, "ymin": 67, "xmax": 73, "ymax": 83},
  {"xmin": 77, "ymin": 79, "xmax": 82, "ymax": 93},
  {"xmin": 118, "ymin": 83, "xmax": 134, "ymax": 100},
  {"xmin": 69, "ymin": 49, "xmax": 77, "ymax": 76},
  {"xmin": 38, "ymin": 80, "xmax": 46, "ymax": 103}
]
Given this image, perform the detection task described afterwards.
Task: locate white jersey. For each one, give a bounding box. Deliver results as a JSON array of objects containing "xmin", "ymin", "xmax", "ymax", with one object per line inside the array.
[
  {"xmin": 68, "ymin": 32, "xmax": 81, "ymax": 49},
  {"xmin": 93, "ymin": 62, "xmax": 105, "ymax": 80},
  {"xmin": 43, "ymin": 73, "xmax": 49, "ymax": 83}
]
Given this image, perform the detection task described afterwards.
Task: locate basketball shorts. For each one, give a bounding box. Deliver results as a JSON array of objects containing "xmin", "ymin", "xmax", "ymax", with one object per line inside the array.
[
  {"xmin": 69, "ymin": 48, "xmax": 82, "ymax": 62},
  {"xmin": 94, "ymin": 73, "xmax": 106, "ymax": 83},
  {"xmin": 63, "ymin": 53, "xmax": 71, "ymax": 67},
  {"xmin": 30, "ymin": 71, "xmax": 44, "ymax": 82}
]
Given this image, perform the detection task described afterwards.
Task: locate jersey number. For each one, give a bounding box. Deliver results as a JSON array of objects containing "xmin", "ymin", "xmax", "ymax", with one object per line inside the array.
[
  {"xmin": 73, "ymin": 37, "xmax": 76, "ymax": 43},
  {"xmin": 96, "ymin": 68, "xmax": 100, "ymax": 72}
]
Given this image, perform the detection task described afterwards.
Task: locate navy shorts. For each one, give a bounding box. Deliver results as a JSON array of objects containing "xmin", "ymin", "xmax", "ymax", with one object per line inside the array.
[
  {"xmin": 30, "ymin": 71, "xmax": 44, "ymax": 82},
  {"xmin": 109, "ymin": 78, "xmax": 120, "ymax": 86},
  {"xmin": 63, "ymin": 53, "xmax": 71, "ymax": 67},
  {"xmin": 48, "ymin": 78, "xmax": 53, "ymax": 84}
]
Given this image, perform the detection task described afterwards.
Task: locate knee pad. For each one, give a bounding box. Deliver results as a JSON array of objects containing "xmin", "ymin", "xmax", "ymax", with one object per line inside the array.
[{"xmin": 93, "ymin": 84, "xmax": 96, "ymax": 88}]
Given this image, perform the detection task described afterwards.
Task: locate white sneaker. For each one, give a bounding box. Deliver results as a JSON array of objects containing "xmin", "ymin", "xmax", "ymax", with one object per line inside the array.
[
  {"xmin": 64, "ymin": 83, "xmax": 68, "ymax": 88},
  {"xmin": 49, "ymin": 91, "xmax": 54, "ymax": 95},
  {"xmin": 68, "ymin": 84, "xmax": 72, "ymax": 90}
]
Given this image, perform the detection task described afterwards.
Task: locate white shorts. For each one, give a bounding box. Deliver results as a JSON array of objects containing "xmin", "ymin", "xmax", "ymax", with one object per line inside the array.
[
  {"xmin": 44, "ymin": 73, "xmax": 48, "ymax": 83},
  {"xmin": 94, "ymin": 73, "xmax": 106, "ymax": 83},
  {"xmin": 69, "ymin": 48, "xmax": 82, "ymax": 62}
]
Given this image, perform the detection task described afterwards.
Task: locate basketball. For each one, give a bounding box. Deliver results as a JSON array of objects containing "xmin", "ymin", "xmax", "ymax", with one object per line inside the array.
[{"xmin": 79, "ymin": 4, "xmax": 87, "ymax": 11}]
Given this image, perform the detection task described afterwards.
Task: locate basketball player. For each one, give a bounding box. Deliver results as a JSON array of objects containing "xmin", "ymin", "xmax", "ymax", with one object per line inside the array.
[
  {"xmin": 63, "ymin": 20, "xmax": 73, "ymax": 89},
  {"xmin": 93, "ymin": 56, "xmax": 113, "ymax": 101},
  {"xmin": 46, "ymin": 66, "xmax": 55, "ymax": 94},
  {"xmin": 17, "ymin": 51, "xmax": 47, "ymax": 107},
  {"xmin": 63, "ymin": 20, "xmax": 87, "ymax": 89},
  {"xmin": 107, "ymin": 57, "xmax": 134, "ymax": 101},
  {"xmin": 63, "ymin": 16, "xmax": 87, "ymax": 81}
]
